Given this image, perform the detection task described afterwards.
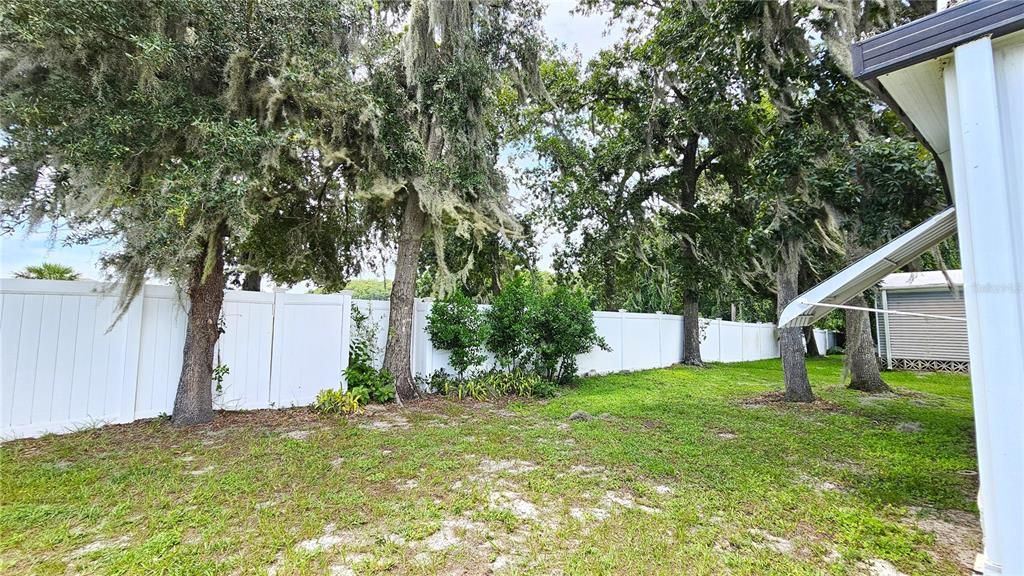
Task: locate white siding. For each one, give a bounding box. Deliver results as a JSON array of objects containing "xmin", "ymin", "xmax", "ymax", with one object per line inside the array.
[{"xmin": 884, "ymin": 289, "xmax": 969, "ymax": 362}]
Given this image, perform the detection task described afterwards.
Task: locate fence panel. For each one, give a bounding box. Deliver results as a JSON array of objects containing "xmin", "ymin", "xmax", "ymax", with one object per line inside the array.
[
  {"xmin": 578, "ymin": 312, "xmax": 624, "ymax": 374},
  {"xmin": 740, "ymin": 325, "xmax": 759, "ymax": 361},
  {"xmin": 660, "ymin": 315, "xmax": 684, "ymax": 366},
  {"xmin": 699, "ymin": 319, "xmax": 718, "ymax": 362},
  {"xmin": 135, "ymin": 286, "xmax": 186, "ymax": 418},
  {"xmin": 214, "ymin": 291, "xmax": 276, "ymax": 410},
  {"xmin": 270, "ymin": 292, "xmax": 350, "ymax": 408},
  {"xmin": 1, "ymin": 280, "xmax": 143, "ymax": 438},
  {"xmin": 718, "ymin": 322, "xmax": 744, "ymax": 362},
  {"xmin": 621, "ymin": 313, "xmax": 662, "ymax": 370},
  {"xmin": 352, "ymin": 299, "xmax": 390, "ymax": 369},
  {"xmin": 762, "ymin": 325, "xmax": 780, "ymax": 359},
  {"xmin": 812, "ymin": 328, "xmax": 831, "ymax": 355}
]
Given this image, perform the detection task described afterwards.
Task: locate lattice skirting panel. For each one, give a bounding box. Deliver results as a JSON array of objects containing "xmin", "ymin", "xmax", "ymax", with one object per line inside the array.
[{"xmin": 890, "ymin": 358, "xmax": 970, "ymax": 373}]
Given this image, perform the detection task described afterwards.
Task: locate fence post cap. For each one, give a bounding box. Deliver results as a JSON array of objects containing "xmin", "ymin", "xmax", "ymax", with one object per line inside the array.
[
  {"xmin": 618, "ymin": 309, "xmax": 627, "ymax": 313},
  {"xmin": 655, "ymin": 311, "xmax": 664, "ymax": 314},
  {"xmin": 339, "ymin": 290, "xmax": 354, "ymax": 296}
]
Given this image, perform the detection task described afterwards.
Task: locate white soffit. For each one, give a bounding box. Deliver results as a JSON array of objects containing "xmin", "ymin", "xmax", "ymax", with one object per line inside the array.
[
  {"xmin": 878, "ymin": 58, "xmax": 950, "ymax": 158},
  {"xmin": 778, "ymin": 206, "xmax": 958, "ymax": 328}
]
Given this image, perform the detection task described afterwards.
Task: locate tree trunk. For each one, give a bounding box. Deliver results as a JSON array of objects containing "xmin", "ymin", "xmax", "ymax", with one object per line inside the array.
[
  {"xmin": 777, "ymin": 238, "xmax": 814, "ymax": 402},
  {"xmin": 676, "ymin": 136, "xmax": 704, "ymax": 367},
  {"xmin": 172, "ymin": 227, "xmax": 227, "ymax": 426},
  {"xmin": 682, "ymin": 290, "xmax": 703, "ymax": 365},
  {"xmin": 241, "ymin": 271, "xmax": 261, "ymax": 291},
  {"xmin": 845, "ymin": 294, "xmax": 891, "ymax": 393},
  {"xmin": 383, "ymin": 188, "xmax": 427, "ymax": 401},
  {"xmin": 602, "ymin": 250, "xmax": 617, "ymax": 309},
  {"xmin": 804, "ymin": 326, "xmax": 820, "ymax": 357}
]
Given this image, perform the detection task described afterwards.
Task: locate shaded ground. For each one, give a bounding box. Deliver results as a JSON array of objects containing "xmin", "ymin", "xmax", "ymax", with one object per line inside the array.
[{"xmin": 0, "ymin": 357, "xmax": 980, "ymax": 575}]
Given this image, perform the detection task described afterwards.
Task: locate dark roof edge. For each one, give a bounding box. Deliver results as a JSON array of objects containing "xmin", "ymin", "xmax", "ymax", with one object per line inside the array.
[{"xmin": 853, "ymin": 0, "xmax": 1024, "ymax": 80}]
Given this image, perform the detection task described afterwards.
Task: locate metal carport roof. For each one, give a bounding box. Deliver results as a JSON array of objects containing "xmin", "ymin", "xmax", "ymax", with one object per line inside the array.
[{"xmin": 777, "ymin": 207, "xmax": 957, "ymax": 328}]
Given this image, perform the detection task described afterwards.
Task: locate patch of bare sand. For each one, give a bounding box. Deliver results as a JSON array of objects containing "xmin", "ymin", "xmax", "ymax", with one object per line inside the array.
[
  {"xmin": 905, "ymin": 506, "xmax": 982, "ymax": 572},
  {"xmin": 69, "ymin": 535, "xmax": 131, "ymax": 559},
  {"xmin": 747, "ymin": 528, "xmax": 795, "ymax": 555},
  {"xmin": 478, "ymin": 458, "xmax": 538, "ymax": 475},
  {"xmin": 282, "ymin": 429, "xmax": 312, "ymax": 441},
  {"xmin": 357, "ymin": 414, "xmax": 410, "ymax": 431},
  {"xmin": 422, "ymin": 518, "xmax": 488, "ymax": 552},
  {"xmin": 858, "ymin": 558, "xmax": 909, "ymax": 576},
  {"xmin": 295, "ymin": 523, "xmax": 374, "ymax": 552}
]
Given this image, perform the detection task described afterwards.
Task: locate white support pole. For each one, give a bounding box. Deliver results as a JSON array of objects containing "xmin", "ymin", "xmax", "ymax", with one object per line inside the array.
[
  {"xmin": 881, "ymin": 290, "xmax": 893, "ymax": 370},
  {"xmin": 339, "ymin": 291, "xmax": 353, "ymax": 392},
  {"xmin": 717, "ymin": 319, "xmax": 722, "ymax": 362},
  {"xmin": 618, "ymin": 309, "xmax": 627, "ymax": 371},
  {"xmin": 420, "ymin": 298, "xmax": 433, "ymax": 378},
  {"xmin": 946, "ymin": 37, "xmax": 1024, "ymax": 576},
  {"xmin": 656, "ymin": 311, "xmax": 664, "ymax": 367}
]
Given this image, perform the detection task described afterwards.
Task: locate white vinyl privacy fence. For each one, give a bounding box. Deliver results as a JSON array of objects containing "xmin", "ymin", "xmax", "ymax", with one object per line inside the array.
[{"xmin": 1, "ymin": 279, "xmax": 835, "ymax": 439}]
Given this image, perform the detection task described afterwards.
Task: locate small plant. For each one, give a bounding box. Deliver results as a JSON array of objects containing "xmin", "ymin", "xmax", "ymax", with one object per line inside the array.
[
  {"xmin": 211, "ymin": 363, "xmax": 230, "ymax": 394},
  {"xmin": 476, "ymin": 370, "xmax": 552, "ymax": 398},
  {"xmin": 212, "ymin": 314, "xmax": 230, "ymax": 396},
  {"xmin": 343, "ymin": 305, "xmax": 395, "ymax": 403},
  {"xmin": 426, "ymin": 292, "xmax": 488, "ymax": 378},
  {"xmin": 313, "ymin": 388, "xmax": 364, "ymax": 415},
  {"xmin": 452, "ymin": 377, "xmax": 491, "ymax": 401},
  {"xmin": 347, "ymin": 385, "xmax": 371, "ymax": 406},
  {"xmin": 415, "ymin": 369, "xmax": 457, "ymax": 395}
]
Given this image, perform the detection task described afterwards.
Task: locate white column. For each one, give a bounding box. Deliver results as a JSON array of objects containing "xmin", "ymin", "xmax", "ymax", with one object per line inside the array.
[
  {"xmin": 881, "ymin": 290, "xmax": 892, "ymax": 370},
  {"xmin": 618, "ymin": 309, "xmax": 627, "ymax": 371},
  {"xmin": 339, "ymin": 291, "xmax": 353, "ymax": 391},
  {"xmin": 656, "ymin": 311, "xmax": 664, "ymax": 367},
  {"xmin": 945, "ymin": 37, "xmax": 1024, "ymax": 576}
]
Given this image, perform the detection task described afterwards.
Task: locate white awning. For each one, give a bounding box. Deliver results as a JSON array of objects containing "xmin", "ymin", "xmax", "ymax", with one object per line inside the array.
[{"xmin": 778, "ymin": 207, "xmax": 958, "ymax": 328}]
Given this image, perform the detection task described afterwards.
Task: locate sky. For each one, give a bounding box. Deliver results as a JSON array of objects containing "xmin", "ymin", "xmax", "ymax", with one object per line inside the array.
[{"xmin": 0, "ymin": 1, "xmax": 623, "ymax": 282}]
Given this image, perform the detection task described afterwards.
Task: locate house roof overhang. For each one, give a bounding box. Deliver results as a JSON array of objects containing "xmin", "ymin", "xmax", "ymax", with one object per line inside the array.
[
  {"xmin": 851, "ymin": 1, "xmax": 1024, "ymax": 188},
  {"xmin": 778, "ymin": 207, "xmax": 957, "ymax": 328},
  {"xmin": 777, "ymin": 3, "xmax": 1024, "ymax": 330}
]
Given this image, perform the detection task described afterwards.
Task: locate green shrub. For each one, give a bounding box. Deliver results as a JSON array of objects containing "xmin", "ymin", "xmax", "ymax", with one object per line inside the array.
[
  {"xmin": 532, "ymin": 286, "xmax": 608, "ymax": 385},
  {"xmin": 426, "ymin": 292, "xmax": 488, "ymax": 378},
  {"xmin": 313, "ymin": 388, "xmax": 364, "ymax": 415},
  {"xmin": 343, "ymin": 305, "xmax": 395, "ymax": 403},
  {"xmin": 344, "ymin": 346, "xmax": 395, "ymax": 403},
  {"xmin": 485, "ymin": 274, "xmax": 537, "ymax": 371}
]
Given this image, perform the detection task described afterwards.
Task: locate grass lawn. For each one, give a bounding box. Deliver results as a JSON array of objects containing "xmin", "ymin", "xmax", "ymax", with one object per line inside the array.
[{"xmin": 0, "ymin": 357, "xmax": 980, "ymax": 575}]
